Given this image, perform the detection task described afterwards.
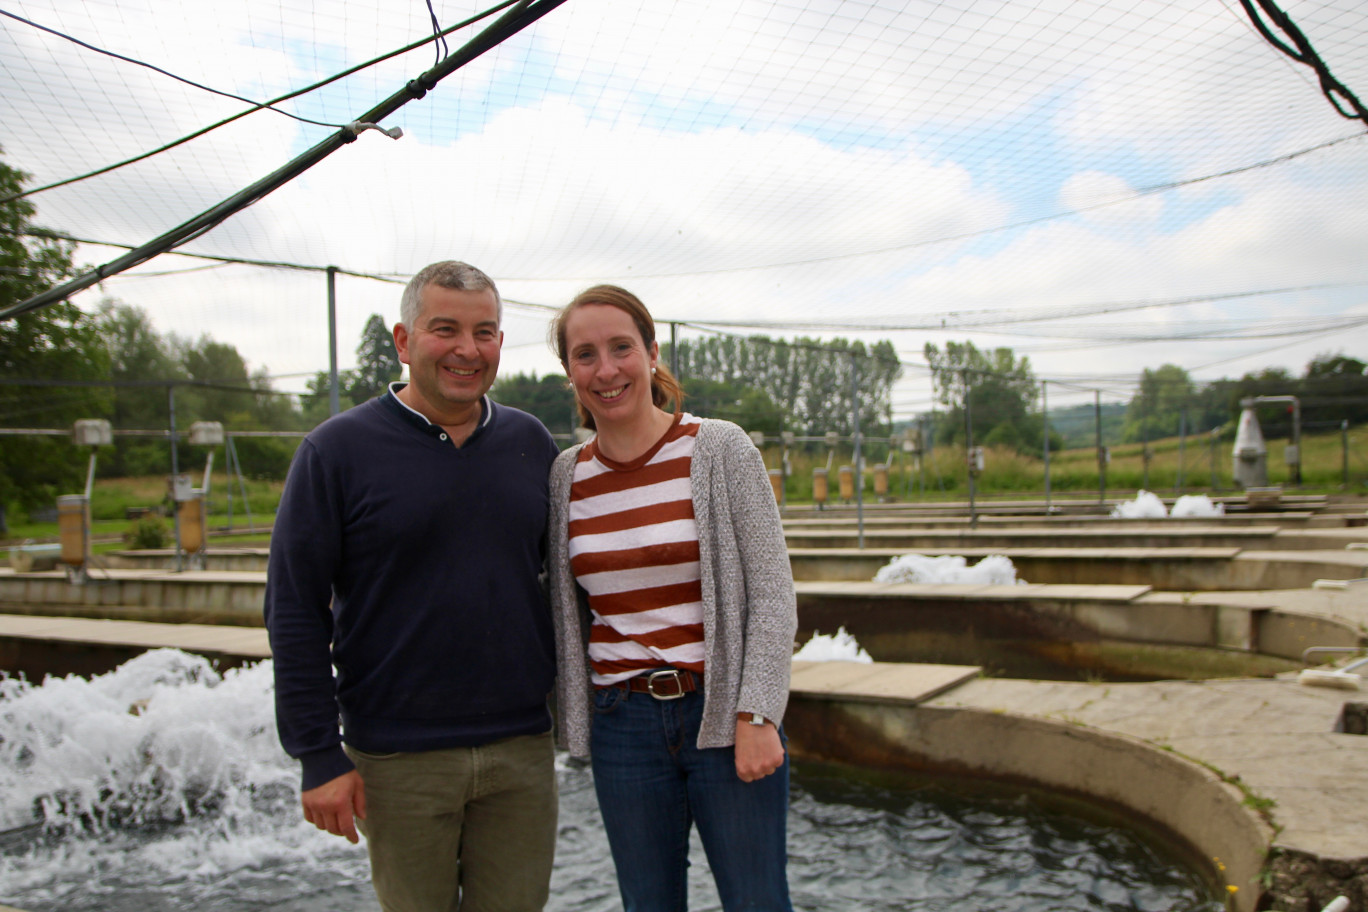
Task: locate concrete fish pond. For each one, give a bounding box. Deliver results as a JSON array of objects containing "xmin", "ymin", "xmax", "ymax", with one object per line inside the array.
[
  {"xmin": 0, "ymin": 649, "xmax": 1226, "ymax": 912},
  {"xmin": 4, "ymin": 495, "xmax": 1368, "ymax": 909}
]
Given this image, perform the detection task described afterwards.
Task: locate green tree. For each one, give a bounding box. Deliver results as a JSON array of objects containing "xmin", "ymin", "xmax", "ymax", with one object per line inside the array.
[
  {"xmin": 1122, "ymin": 364, "xmax": 1197, "ymax": 443},
  {"xmin": 0, "ymin": 153, "xmax": 111, "ymax": 528},
  {"xmin": 682, "ymin": 379, "xmax": 785, "ymax": 436},
  {"xmin": 491, "ymin": 372, "xmax": 577, "ymax": 435},
  {"xmin": 178, "ymin": 335, "xmax": 301, "ymax": 476},
  {"xmin": 924, "ymin": 341, "xmax": 1039, "ymax": 450},
  {"xmin": 1303, "ymin": 352, "xmax": 1368, "ymax": 427},
  {"xmin": 300, "ymin": 315, "xmax": 402, "ymax": 425},
  {"xmin": 664, "ymin": 334, "xmax": 902, "ymax": 437},
  {"xmin": 351, "ymin": 314, "xmax": 401, "ymax": 403},
  {"xmin": 97, "ymin": 300, "xmax": 183, "ymax": 476},
  {"xmin": 180, "ymin": 336, "xmax": 252, "ymax": 422}
]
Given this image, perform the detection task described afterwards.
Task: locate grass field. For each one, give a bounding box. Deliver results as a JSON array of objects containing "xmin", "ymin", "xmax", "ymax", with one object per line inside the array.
[
  {"xmin": 5, "ymin": 424, "xmax": 1366, "ymax": 547},
  {"xmin": 758, "ymin": 422, "xmax": 1368, "ymax": 503}
]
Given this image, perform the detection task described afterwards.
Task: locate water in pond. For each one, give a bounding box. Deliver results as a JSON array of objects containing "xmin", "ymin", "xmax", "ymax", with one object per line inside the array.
[{"xmin": 0, "ymin": 650, "xmax": 1223, "ymax": 911}]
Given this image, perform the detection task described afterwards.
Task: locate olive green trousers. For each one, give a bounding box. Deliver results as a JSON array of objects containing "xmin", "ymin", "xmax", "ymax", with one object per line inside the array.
[{"xmin": 345, "ymin": 732, "xmax": 558, "ymax": 912}]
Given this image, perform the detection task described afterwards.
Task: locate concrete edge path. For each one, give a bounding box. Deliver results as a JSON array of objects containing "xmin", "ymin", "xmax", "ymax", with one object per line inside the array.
[{"xmin": 4, "ymin": 614, "xmax": 1362, "ymax": 861}]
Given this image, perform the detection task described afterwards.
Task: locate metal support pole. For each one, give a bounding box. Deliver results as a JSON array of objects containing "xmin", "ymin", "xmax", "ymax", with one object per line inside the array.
[
  {"xmin": 328, "ymin": 265, "xmax": 341, "ymax": 416},
  {"xmin": 1214, "ymin": 429, "xmax": 1225, "ymax": 492},
  {"xmin": 670, "ymin": 322, "xmax": 679, "ymax": 382},
  {"xmin": 965, "ymin": 370, "xmax": 977, "ymax": 528},
  {"xmin": 851, "ymin": 352, "xmax": 864, "ymax": 548},
  {"xmin": 1095, "ymin": 390, "xmax": 1105, "ymax": 504},
  {"xmin": 1178, "ymin": 409, "xmax": 1187, "ymax": 492},
  {"xmin": 1292, "ymin": 398, "xmax": 1303, "ymax": 486},
  {"xmin": 1042, "ymin": 380, "xmax": 1051, "ymax": 511},
  {"xmin": 168, "ymin": 384, "xmax": 183, "ymax": 572},
  {"xmin": 228, "ymin": 435, "xmax": 257, "ymax": 533},
  {"xmin": 917, "ymin": 415, "xmax": 925, "ymax": 496},
  {"xmin": 1343, "ymin": 419, "xmax": 1350, "ymax": 487},
  {"xmin": 1143, "ymin": 430, "xmax": 1150, "ymax": 491}
]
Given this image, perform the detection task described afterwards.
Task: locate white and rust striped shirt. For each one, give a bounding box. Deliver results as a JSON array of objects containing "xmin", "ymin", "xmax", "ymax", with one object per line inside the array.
[{"xmin": 568, "ymin": 412, "xmax": 705, "ymax": 686}]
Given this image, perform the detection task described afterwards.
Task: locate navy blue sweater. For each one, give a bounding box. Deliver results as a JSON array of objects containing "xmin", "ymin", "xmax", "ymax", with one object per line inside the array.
[{"xmin": 264, "ymin": 391, "xmax": 560, "ymax": 790}]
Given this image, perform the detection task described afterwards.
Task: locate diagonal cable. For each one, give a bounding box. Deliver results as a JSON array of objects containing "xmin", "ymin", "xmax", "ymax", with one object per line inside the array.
[{"xmin": 1239, "ymin": 0, "xmax": 1368, "ymax": 124}]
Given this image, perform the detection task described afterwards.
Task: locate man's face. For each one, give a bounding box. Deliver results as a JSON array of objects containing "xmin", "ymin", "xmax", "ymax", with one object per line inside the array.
[{"xmin": 393, "ymin": 283, "xmax": 502, "ymax": 423}]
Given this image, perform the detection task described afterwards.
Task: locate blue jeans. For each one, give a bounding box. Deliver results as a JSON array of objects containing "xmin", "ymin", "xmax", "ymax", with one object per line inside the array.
[{"xmin": 590, "ymin": 685, "xmax": 793, "ymax": 912}]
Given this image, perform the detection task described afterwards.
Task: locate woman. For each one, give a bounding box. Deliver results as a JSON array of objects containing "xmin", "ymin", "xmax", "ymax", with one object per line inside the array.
[{"xmin": 547, "ymin": 285, "xmax": 797, "ymax": 912}]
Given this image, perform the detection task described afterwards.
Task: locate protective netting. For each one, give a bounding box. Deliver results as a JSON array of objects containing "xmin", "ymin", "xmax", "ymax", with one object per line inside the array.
[{"xmin": 2, "ymin": 0, "xmax": 1365, "ymax": 412}]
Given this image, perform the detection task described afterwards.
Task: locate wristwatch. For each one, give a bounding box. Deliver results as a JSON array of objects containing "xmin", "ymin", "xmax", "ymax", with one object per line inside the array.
[{"xmin": 746, "ymin": 712, "xmax": 768, "ymax": 726}]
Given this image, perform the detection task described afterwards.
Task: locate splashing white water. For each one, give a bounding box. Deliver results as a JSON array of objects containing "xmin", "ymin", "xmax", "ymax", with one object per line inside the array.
[
  {"xmin": 874, "ymin": 553, "xmax": 1022, "ymax": 585},
  {"xmin": 0, "ymin": 649, "xmax": 291, "ymax": 833},
  {"xmin": 793, "ymin": 627, "xmax": 873, "ymax": 663},
  {"xmin": 1110, "ymin": 491, "xmax": 1225, "ymax": 518},
  {"xmin": 1110, "ymin": 490, "xmax": 1169, "ymax": 518},
  {"xmin": 1171, "ymin": 494, "xmax": 1225, "ymax": 517},
  {"xmin": 0, "ymin": 649, "xmax": 369, "ymax": 910}
]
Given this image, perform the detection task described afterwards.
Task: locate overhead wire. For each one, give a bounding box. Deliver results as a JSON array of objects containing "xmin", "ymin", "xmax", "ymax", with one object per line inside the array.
[
  {"xmin": 497, "ymin": 133, "xmax": 1366, "ymax": 281},
  {"xmin": 0, "ymin": 8, "xmax": 343, "ymax": 129},
  {"xmin": 0, "ymin": 0, "xmax": 526, "ymax": 206},
  {"xmin": 672, "ymin": 282, "xmax": 1368, "ymax": 332},
  {"xmin": 0, "ymin": 0, "xmax": 573, "ymax": 320}
]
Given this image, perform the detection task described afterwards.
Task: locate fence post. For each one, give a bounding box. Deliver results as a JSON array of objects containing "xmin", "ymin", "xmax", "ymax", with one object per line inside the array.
[
  {"xmin": 1095, "ymin": 390, "xmax": 1105, "ymax": 505},
  {"xmin": 1344, "ymin": 419, "xmax": 1350, "ymax": 487},
  {"xmin": 964, "ymin": 370, "xmax": 977, "ymax": 527},
  {"xmin": 1042, "ymin": 380, "xmax": 1051, "ymax": 511},
  {"xmin": 851, "ymin": 351, "xmax": 864, "ymax": 548},
  {"xmin": 327, "ymin": 266, "xmax": 340, "ymax": 417}
]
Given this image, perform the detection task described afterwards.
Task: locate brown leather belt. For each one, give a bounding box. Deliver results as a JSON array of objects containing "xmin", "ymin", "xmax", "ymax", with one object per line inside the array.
[{"xmin": 606, "ymin": 668, "xmax": 701, "ymax": 700}]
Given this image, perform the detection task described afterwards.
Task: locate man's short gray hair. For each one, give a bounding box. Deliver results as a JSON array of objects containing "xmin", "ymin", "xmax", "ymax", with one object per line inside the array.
[{"xmin": 400, "ymin": 261, "xmax": 502, "ymax": 328}]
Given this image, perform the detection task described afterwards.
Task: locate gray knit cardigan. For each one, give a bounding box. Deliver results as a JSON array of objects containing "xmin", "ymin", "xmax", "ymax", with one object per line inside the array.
[{"xmin": 548, "ymin": 418, "xmax": 798, "ymax": 760}]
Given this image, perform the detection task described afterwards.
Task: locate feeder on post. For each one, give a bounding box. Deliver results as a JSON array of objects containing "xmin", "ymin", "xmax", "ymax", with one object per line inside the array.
[
  {"xmin": 174, "ymin": 421, "xmax": 223, "ymax": 570},
  {"xmin": 779, "ymin": 431, "xmax": 794, "ymax": 508},
  {"xmin": 60, "ymin": 419, "xmax": 113, "ymax": 583},
  {"xmin": 814, "ymin": 431, "xmax": 840, "ymax": 510},
  {"xmin": 903, "ymin": 425, "xmax": 922, "ymax": 498},
  {"xmin": 749, "ymin": 430, "xmax": 782, "ymax": 504},
  {"xmin": 872, "ymin": 460, "xmax": 889, "ymax": 502},
  {"xmin": 811, "ymin": 466, "xmax": 829, "ymax": 509},
  {"xmin": 966, "ymin": 445, "xmax": 985, "ymax": 528},
  {"xmin": 838, "ymin": 465, "xmax": 855, "ymax": 502}
]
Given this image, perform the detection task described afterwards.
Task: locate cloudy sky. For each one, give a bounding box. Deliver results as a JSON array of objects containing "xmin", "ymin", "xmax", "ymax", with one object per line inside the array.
[{"xmin": 2, "ymin": 0, "xmax": 1366, "ymax": 420}]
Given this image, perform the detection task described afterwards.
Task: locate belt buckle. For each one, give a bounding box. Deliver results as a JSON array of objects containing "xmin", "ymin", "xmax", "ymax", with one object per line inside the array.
[{"xmin": 646, "ymin": 669, "xmax": 686, "ymax": 700}]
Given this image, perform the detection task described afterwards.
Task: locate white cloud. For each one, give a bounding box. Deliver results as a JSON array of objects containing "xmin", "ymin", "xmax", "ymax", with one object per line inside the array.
[{"xmin": 4, "ymin": 0, "xmax": 1366, "ymax": 419}]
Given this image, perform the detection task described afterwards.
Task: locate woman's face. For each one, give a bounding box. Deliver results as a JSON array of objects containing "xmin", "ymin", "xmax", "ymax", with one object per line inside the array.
[{"xmin": 562, "ymin": 302, "xmax": 659, "ymax": 430}]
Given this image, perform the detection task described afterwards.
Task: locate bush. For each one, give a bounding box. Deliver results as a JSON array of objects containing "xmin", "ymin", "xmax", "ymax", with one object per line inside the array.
[{"xmin": 124, "ymin": 514, "xmax": 170, "ymax": 550}]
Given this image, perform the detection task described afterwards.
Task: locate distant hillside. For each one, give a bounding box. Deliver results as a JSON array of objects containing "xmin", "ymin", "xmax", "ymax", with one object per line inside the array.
[{"xmin": 1045, "ymin": 402, "xmax": 1126, "ymax": 449}]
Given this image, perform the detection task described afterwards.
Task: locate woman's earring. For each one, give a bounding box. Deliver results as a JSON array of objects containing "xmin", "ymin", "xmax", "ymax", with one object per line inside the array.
[{"xmin": 651, "ymin": 366, "xmax": 657, "ymax": 374}]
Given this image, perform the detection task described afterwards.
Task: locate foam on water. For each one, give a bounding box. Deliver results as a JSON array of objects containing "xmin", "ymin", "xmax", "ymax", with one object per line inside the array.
[
  {"xmin": 873, "ymin": 553, "xmax": 1022, "ymax": 585},
  {"xmin": 1171, "ymin": 494, "xmax": 1225, "ymax": 517},
  {"xmin": 793, "ymin": 627, "xmax": 873, "ymax": 663},
  {"xmin": 1111, "ymin": 491, "xmax": 1226, "ymax": 519}
]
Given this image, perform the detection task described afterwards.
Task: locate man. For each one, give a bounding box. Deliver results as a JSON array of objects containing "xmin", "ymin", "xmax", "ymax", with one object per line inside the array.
[{"xmin": 264, "ymin": 260, "xmax": 560, "ymax": 911}]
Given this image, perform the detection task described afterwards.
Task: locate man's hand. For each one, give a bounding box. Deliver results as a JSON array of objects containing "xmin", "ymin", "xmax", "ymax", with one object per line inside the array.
[
  {"xmin": 301, "ymin": 769, "xmax": 367, "ymax": 844},
  {"xmin": 734, "ymin": 716, "xmax": 785, "ymax": 782}
]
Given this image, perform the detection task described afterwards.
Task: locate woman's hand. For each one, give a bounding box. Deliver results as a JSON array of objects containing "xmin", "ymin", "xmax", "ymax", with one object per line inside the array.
[{"xmin": 734, "ymin": 715, "xmax": 785, "ymax": 782}]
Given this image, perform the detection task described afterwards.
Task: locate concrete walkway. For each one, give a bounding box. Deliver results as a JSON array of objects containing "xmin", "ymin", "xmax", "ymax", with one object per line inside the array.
[
  {"xmin": 5, "ymin": 520, "xmax": 1368, "ymax": 909},
  {"xmin": 789, "ymin": 658, "xmax": 1368, "ymax": 911},
  {"xmin": 0, "ymin": 612, "xmax": 270, "ymax": 658}
]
